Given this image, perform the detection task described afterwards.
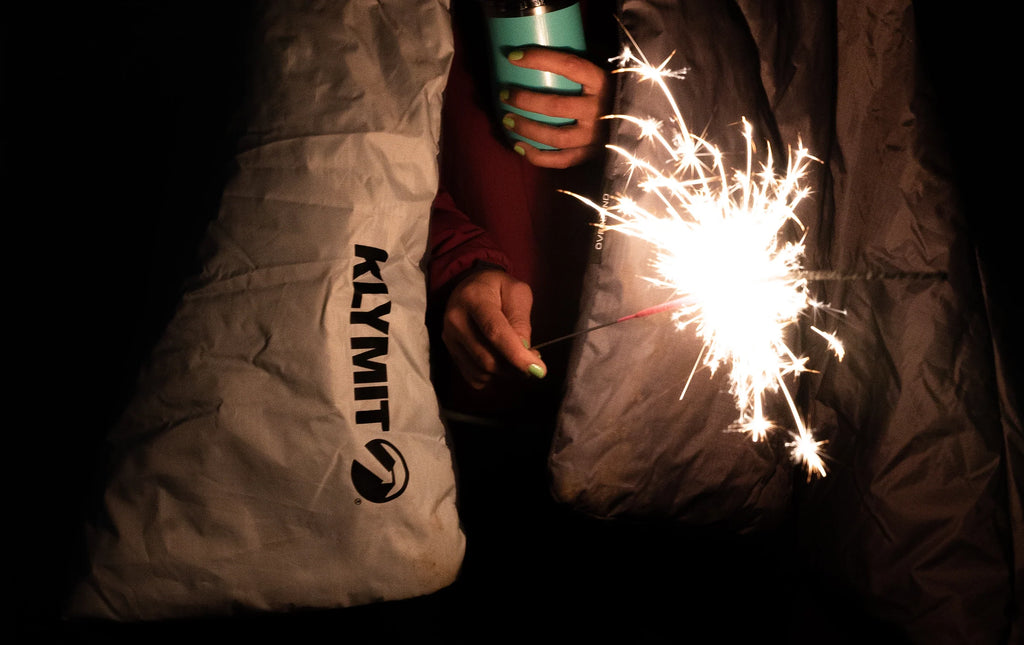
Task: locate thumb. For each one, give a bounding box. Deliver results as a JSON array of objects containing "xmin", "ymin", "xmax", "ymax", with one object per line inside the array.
[{"xmin": 501, "ymin": 279, "xmax": 547, "ymax": 378}]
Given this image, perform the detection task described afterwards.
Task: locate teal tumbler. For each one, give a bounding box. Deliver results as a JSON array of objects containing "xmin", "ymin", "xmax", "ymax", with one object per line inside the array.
[{"xmin": 483, "ymin": 0, "xmax": 587, "ymax": 150}]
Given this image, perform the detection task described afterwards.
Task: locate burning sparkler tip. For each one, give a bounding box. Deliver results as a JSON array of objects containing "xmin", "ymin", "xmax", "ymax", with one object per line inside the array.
[
  {"xmin": 787, "ymin": 431, "xmax": 829, "ymax": 480},
  {"xmin": 566, "ymin": 34, "xmax": 843, "ymax": 479}
]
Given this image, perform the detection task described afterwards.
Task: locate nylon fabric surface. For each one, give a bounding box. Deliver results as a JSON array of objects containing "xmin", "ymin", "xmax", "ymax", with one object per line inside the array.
[
  {"xmin": 67, "ymin": 0, "xmax": 464, "ymax": 621},
  {"xmin": 549, "ymin": 1, "xmax": 1019, "ymax": 642}
]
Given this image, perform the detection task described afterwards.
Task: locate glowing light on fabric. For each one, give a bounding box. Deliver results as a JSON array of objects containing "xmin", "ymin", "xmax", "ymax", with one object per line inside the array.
[{"xmin": 564, "ymin": 40, "xmax": 842, "ymax": 479}]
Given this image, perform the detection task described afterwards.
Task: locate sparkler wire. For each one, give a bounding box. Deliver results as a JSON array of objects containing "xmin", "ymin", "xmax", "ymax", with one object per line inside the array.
[{"xmin": 531, "ymin": 270, "xmax": 947, "ymax": 350}]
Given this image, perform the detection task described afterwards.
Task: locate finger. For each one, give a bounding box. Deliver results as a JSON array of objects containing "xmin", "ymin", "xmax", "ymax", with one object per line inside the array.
[
  {"xmin": 467, "ymin": 288, "xmax": 546, "ymax": 379},
  {"xmin": 499, "ymin": 280, "xmax": 548, "ymax": 378},
  {"xmin": 500, "ymin": 278, "xmax": 533, "ymax": 344},
  {"xmin": 507, "ymin": 48, "xmax": 607, "ymax": 97},
  {"xmin": 448, "ymin": 343, "xmax": 492, "ymax": 389},
  {"xmin": 444, "ymin": 330, "xmax": 491, "ymax": 389},
  {"xmin": 442, "ymin": 308, "xmax": 500, "ymax": 386},
  {"xmin": 511, "ymin": 137, "xmax": 602, "ymax": 169},
  {"xmin": 468, "ymin": 302, "xmax": 536, "ymax": 375},
  {"xmin": 504, "ymin": 114, "xmax": 603, "ymax": 151},
  {"xmin": 502, "ymin": 88, "xmax": 603, "ymax": 122}
]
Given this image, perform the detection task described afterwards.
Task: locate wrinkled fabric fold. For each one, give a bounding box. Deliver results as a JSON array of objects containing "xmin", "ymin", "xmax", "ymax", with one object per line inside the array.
[
  {"xmin": 550, "ymin": 1, "xmax": 1018, "ymax": 642},
  {"xmin": 68, "ymin": 0, "xmax": 464, "ymax": 621}
]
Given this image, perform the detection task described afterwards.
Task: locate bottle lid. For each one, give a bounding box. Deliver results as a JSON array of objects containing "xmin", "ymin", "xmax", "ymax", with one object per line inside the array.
[{"xmin": 481, "ymin": 0, "xmax": 578, "ymax": 18}]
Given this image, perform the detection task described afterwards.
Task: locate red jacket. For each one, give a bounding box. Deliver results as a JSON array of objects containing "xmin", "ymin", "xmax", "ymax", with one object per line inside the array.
[{"xmin": 427, "ymin": 1, "xmax": 615, "ymax": 420}]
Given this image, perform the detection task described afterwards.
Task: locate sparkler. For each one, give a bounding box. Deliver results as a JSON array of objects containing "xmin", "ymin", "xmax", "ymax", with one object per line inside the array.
[
  {"xmin": 532, "ymin": 296, "xmax": 694, "ymax": 350},
  {"xmin": 556, "ymin": 39, "xmax": 840, "ymax": 478},
  {"xmin": 532, "ymin": 269, "xmax": 943, "ymax": 350}
]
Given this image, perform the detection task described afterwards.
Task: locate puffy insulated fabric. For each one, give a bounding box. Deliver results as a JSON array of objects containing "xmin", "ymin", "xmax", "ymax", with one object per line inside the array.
[
  {"xmin": 780, "ymin": 3, "xmax": 1019, "ymax": 643},
  {"xmin": 549, "ymin": 0, "xmax": 796, "ymax": 533},
  {"xmin": 549, "ymin": 1, "xmax": 1020, "ymax": 643},
  {"xmin": 68, "ymin": 0, "xmax": 464, "ymax": 621}
]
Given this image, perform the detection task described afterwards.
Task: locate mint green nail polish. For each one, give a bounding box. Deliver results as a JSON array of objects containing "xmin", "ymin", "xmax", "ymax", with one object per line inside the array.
[
  {"xmin": 521, "ymin": 338, "xmax": 531, "ymax": 349},
  {"xmin": 502, "ymin": 115, "xmax": 515, "ymax": 130},
  {"xmin": 528, "ymin": 363, "xmax": 545, "ymax": 379},
  {"xmin": 513, "ymin": 144, "xmax": 525, "ymax": 156},
  {"xmin": 499, "ymin": 89, "xmax": 510, "ymax": 102},
  {"xmin": 508, "ymin": 50, "xmax": 524, "ymax": 61}
]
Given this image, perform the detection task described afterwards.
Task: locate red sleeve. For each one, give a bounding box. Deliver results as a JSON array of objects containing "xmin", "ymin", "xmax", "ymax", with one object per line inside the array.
[{"xmin": 428, "ymin": 183, "xmax": 513, "ymax": 295}]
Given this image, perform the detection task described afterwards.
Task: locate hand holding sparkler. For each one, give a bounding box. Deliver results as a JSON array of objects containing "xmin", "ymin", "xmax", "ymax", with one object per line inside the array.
[
  {"xmin": 501, "ymin": 48, "xmax": 612, "ymax": 168},
  {"xmin": 442, "ymin": 266, "xmax": 546, "ymax": 388}
]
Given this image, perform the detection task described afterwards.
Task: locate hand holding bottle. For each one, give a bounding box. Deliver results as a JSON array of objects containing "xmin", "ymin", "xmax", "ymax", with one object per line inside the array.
[{"xmin": 500, "ymin": 47, "xmax": 611, "ymax": 168}]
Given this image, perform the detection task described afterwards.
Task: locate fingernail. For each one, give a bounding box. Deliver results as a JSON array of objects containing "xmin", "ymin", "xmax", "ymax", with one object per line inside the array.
[
  {"xmin": 528, "ymin": 363, "xmax": 546, "ymax": 379},
  {"xmin": 499, "ymin": 89, "xmax": 510, "ymax": 102},
  {"xmin": 521, "ymin": 338, "xmax": 531, "ymax": 349},
  {"xmin": 513, "ymin": 144, "xmax": 525, "ymax": 156},
  {"xmin": 508, "ymin": 50, "xmax": 524, "ymax": 61},
  {"xmin": 502, "ymin": 115, "xmax": 515, "ymax": 130}
]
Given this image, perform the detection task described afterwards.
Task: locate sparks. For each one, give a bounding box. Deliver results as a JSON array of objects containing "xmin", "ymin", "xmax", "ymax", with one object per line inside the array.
[
  {"xmin": 810, "ymin": 326, "xmax": 845, "ymax": 362},
  {"xmin": 567, "ymin": 39, "xmax": 843, "ymax": 479},
  {"xmin": 787, "ymin": 430, "xmax": 829, "ymax": 482}
]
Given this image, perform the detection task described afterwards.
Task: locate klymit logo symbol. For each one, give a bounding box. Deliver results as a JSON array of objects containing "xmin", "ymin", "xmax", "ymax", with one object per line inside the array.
[{"xmin": 351, "ymin": 439, "xmax": 408, "ymax": 503}]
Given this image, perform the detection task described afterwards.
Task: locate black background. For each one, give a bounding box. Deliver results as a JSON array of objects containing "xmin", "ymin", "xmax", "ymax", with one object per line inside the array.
[{"xmin": 6, "ymin": 2, "xmax": 1018, "ymax": 642}]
